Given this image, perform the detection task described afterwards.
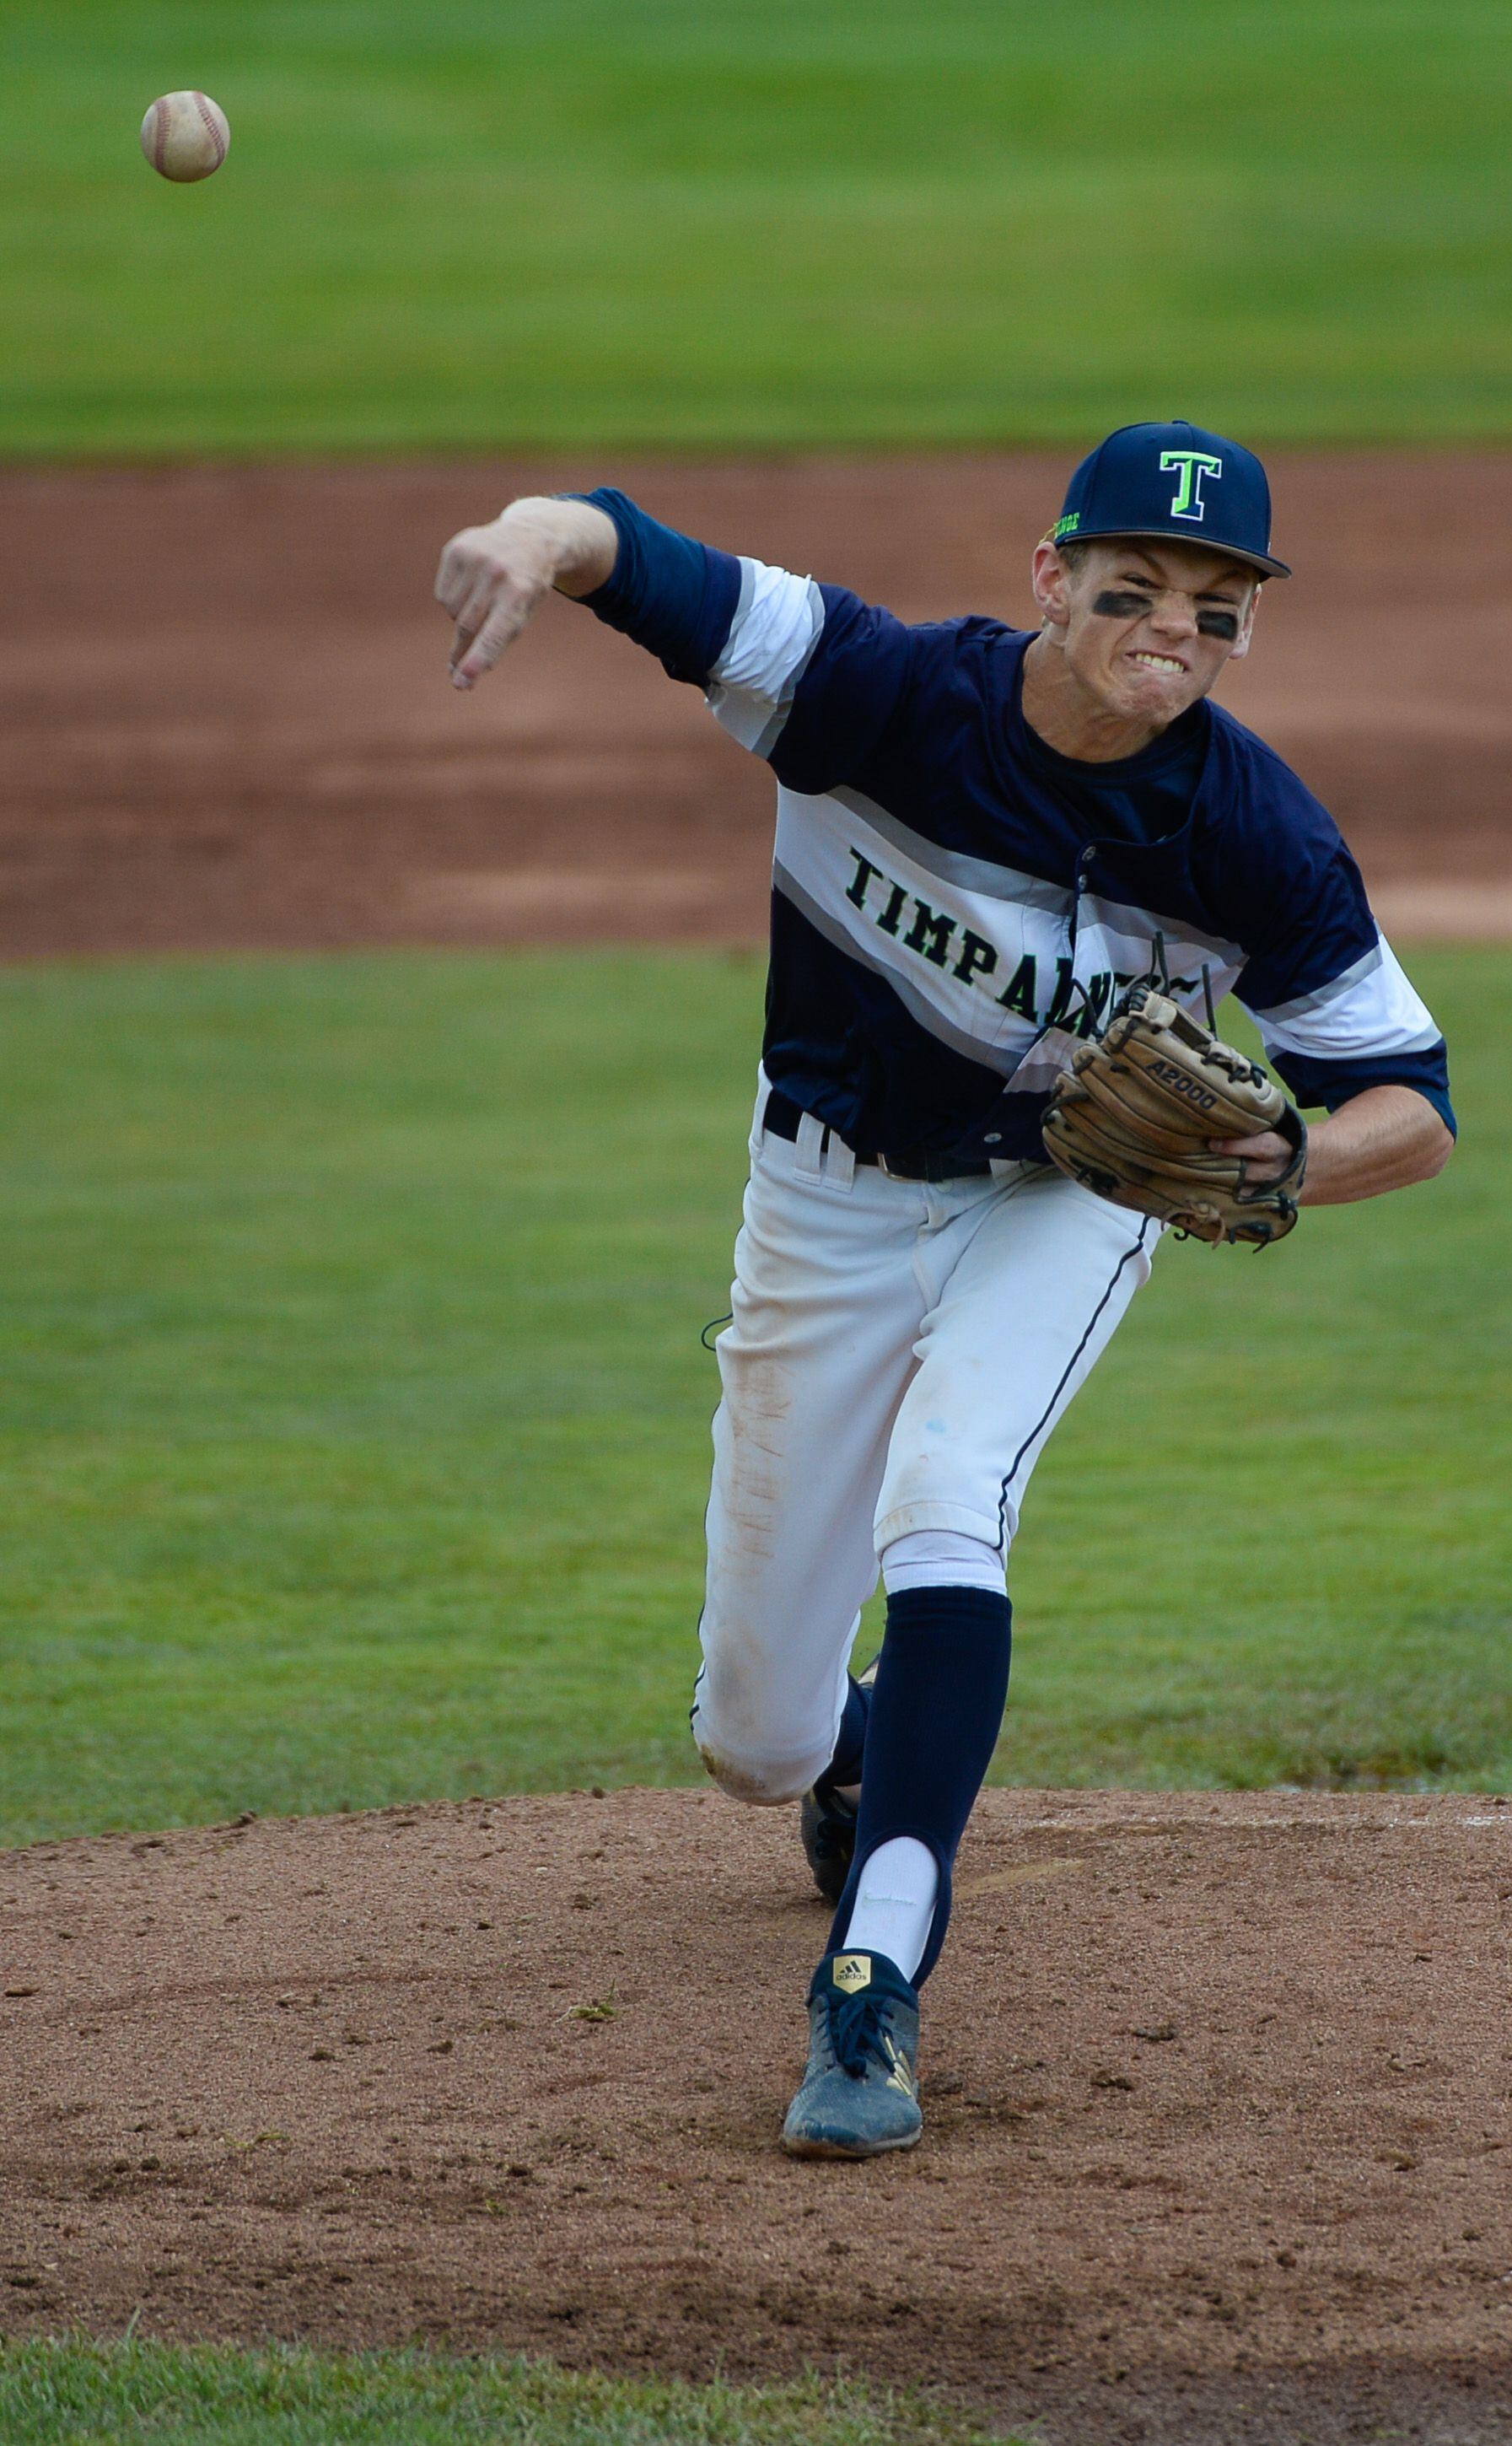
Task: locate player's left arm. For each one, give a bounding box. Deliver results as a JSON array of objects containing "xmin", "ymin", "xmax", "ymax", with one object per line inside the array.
[
  {"xmin": 1224, "ymin": 908, "xmax": 1456, "ymax": 1203},
  {"xmin": 1220, "ymin": 1078, "xmax": 1453, "ymax": 1205}
]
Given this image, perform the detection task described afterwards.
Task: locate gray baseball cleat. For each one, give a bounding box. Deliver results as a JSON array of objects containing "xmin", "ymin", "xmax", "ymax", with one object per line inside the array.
[
  {"xmin": 798, "ymin": 1655, "xmax": 878, "ymax": 1905},
  {"xmin": 781, "ymin": 1949, "xmax": 922, "ymax": 2159}
]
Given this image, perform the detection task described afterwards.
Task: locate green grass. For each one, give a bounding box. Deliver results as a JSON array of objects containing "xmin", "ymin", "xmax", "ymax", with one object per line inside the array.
[
  {"xmin": 3, "ymin": 1, "xmax": 1511, "ymax": 455},
  {"xmin": 0, "ymin": 2340, "xmax": 1015, "ymax": 2446},
  {"xmin": 0, "ymin": 943, "xmax": 1504, "ymax": 1849}
]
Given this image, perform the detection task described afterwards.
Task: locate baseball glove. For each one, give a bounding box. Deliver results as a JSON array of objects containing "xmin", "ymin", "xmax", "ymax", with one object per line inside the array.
[{"xmin": 1041, "ymin": 984, "xmax": 1308, "ymax": 1247}]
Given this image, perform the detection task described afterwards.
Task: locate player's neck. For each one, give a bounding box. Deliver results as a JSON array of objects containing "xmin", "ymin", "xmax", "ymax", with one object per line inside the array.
[{"xmin": 1020, "ymin": 633, "xmax": 1163, "ymax": 763}]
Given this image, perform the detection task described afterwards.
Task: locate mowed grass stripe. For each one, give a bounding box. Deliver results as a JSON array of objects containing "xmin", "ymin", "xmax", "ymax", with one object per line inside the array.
[
  {"xmin": 2, "ymin": 0, "xmax": 1511, "ymax": 452},
  {"xmin": 0, "ymin": 944, "xmax": 1504, "ymax": 1848}
]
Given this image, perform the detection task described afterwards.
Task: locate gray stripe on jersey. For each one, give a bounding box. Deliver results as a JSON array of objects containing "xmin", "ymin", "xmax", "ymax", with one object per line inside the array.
[
  {"xmin": 830, "ymin": 786, "xmax": 1072, "ymax": 915},
  {"xmin": 829, "ymin": 783, "xmax": 1244, "ymax": 965},
  {"xmin": 1079, "ymin": 887, "xmax": 1241, "ymax": 971},
  {"xmin": 1250, "ymin": 940, "xmax": 1383, "ymax": 1021},
  {"xmin": 752, "ymin": 578, "xmax": 828, "ymax": 759},
  {"xmin": 1250, "ymin": 934, "xmax": 1444, "ymax": 1056},
  {"xmin": 771, "ymin": 861, "xmax": 1018, "ymax": 1075}
]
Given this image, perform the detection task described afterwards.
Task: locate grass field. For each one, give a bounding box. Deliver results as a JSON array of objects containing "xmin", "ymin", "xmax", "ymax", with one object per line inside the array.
[
  {"xmin": 3, "ymin": 1, "xmax": 1510, "ymax": 455},
  {"xmin": 0, "ymin": 2341, "xmax": 1010, "ymax": 2446},
  {"xmin": 0, "ymin": 944, "xmax": 1504, "ymax": 1851}
]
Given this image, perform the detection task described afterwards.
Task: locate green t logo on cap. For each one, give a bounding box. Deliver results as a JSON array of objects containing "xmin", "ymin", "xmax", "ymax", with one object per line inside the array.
[{"xmin": 1160, "ymin": 449, "xmax": 1223, "ymax": 522}]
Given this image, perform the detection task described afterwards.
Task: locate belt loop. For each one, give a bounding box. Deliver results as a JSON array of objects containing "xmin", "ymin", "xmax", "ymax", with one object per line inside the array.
[
  {"xmin": 823, "ymin": 1129, "xmax": 856, "ymax": 1190},
  {"xmin": 751, "ymin": 1064, "xmax": 772, "ymax": 1150},
  {"xmin": 794, "ymin": 1108, "xmax": 826, "ymax": 1183}
]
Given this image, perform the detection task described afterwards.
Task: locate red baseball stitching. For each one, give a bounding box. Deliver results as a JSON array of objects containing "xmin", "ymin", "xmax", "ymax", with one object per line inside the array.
[
  {"xmin": 152, "ymin": 101, "xmax": 168, "ymax": 175},
  {"xmin": 190, "ymin": 90, "xmax": 226, "ymax": 169}
]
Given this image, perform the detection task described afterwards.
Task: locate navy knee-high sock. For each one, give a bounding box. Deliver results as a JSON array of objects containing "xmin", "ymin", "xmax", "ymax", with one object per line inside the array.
[{"xmin": 826, "ymin": 1586, "xmax": 1011, "ymax": 1985}]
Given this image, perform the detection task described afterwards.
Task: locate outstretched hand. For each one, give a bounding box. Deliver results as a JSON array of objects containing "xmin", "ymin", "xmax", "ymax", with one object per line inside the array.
[
  {"xmin": 434, "ymin": 497, "xmax": 619, "ymax": 691},
  {"xmin": 435, "ymin": 512, "xmax": 560, "ymax": 690}
]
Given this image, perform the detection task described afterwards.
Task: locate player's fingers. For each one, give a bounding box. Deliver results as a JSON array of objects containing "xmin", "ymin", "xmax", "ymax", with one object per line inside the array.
[
  {"xmin": 446, "ymin": 571, "xmax": 507, "ymax": 656},
  {"xmin": 434, "ymin": 536, "xmax": 485, "ymax": 615},
  {"xmin": 453, "ymin": 607, "xmax": 525, "ymax": 686},
  {"xmin": 451, "ymin": 585, "xmax": 539, "ymax": 688},
  {"xmin": 1213, "ymin": 1129, "xmax": 1291, "ymax": 1181},
  {"xmin": 445, "ymin": 571, "xmax": 520, "ymax": 680},
  {"xmin": 435, "ymin": 535, "xmax": 512, "ymax": 619}
]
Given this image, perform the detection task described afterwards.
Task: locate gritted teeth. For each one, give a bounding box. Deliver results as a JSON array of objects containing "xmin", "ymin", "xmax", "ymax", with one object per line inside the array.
[{"xmin": 1131, "ymin": 652, "xmax": 1186, "ymax": 673}]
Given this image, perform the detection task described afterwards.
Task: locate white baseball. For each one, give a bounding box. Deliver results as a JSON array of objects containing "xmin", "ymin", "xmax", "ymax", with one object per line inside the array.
[{"xmin": 140, "ymin": 91, "xmax": 230, "ymax": 183}]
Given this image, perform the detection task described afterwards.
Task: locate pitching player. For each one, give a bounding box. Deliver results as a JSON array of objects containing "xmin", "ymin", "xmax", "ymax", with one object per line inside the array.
[{"xmin": 435, "ymin": 423, "xmax": 1454, "ymax": 2158}]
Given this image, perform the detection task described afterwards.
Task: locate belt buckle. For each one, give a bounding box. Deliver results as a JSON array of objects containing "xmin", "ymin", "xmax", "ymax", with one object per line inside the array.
[{"xmin": 878, "ymin": 1150, "xmax": 925, "ymax": 1183}]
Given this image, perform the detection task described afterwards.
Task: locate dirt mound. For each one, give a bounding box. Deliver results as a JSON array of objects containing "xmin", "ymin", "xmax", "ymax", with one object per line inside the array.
[
  {"xmin": 3, "ymin": 1787, "xmax": 1509, "ymax": 2443},
  {"xmin": 3, "ymin": 455, "xmax": 1511, "ymax": 959}
]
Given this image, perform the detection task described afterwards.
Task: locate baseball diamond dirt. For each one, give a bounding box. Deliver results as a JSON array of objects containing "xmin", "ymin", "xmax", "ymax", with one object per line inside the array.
[
  {"xmin": 1, "ymin": 1791, "xmax": 1509, "ymax": 2443},
  {"xmin": 1, "ymin": 454, "xmax": 1510, "ymax": 958}
]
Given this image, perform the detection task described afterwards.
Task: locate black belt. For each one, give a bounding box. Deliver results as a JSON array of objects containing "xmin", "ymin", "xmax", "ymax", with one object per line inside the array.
[{"xmin": 761, "ymin": 1086, "xmax": 995, "ymax": 1183}]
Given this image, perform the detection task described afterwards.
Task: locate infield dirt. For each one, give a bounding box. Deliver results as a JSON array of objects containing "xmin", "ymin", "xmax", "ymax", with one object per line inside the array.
[
  {"xmin": 3, "ymin": 453, "xmax": 1511, "ymax": 958},
  {"xmin": 3, "ymin": 1789, "xmax": 1510, "ymax": 2444}
]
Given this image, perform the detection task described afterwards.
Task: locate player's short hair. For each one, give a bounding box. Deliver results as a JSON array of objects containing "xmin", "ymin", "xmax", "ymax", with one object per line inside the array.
[
  {"xmin": 1041, "ymin": 530, "xmax": 1259, "ymax": 591},
  {"xmin": 1038, "ymin": 527, "xmax": 1093, "ymax": 570}
]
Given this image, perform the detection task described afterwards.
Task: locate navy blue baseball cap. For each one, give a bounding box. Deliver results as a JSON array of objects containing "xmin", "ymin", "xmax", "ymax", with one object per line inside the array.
[{"xmin": 1052, "ymin": 419, "xmax": 1290, "ymax": 579}]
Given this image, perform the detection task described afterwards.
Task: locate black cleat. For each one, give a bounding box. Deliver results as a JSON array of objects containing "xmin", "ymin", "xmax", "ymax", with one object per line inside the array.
[
  {"xmin": 798, "ymin": 1655, "xmax": 877, "ymax": 1905},
  {"xmin": 799, "ymin": 1784, "xmax": 857, "ymax": 1905}
]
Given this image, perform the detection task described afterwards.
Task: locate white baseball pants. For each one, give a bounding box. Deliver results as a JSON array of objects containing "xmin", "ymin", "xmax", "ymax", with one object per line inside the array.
[{"xmin": 691, "ymin": 1082, "xmax": 1157, "ymax": 1804}]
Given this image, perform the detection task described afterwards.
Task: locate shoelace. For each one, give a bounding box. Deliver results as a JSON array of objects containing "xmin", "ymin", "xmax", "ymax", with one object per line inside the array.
[{"xmin": 825, "ymin": 1988, "xmax": 897, "ymax": 2080}]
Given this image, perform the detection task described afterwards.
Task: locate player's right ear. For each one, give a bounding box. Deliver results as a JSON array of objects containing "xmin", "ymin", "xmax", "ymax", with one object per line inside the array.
[{"xmin": 1030, "ymin": 540, "xmax": 1074, "ymax": 630}]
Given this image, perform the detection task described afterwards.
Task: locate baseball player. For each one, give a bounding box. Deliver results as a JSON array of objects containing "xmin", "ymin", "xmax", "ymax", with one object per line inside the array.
[{"xmin": 435, "ymin": 423, "xmax": 1454, "ymax": 2159}]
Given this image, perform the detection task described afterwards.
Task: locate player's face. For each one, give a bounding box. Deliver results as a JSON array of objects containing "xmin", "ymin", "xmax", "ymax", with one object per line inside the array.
[{"xmin": 1039, "ymin": 541, "xmax": 1258, "ymax": 725}]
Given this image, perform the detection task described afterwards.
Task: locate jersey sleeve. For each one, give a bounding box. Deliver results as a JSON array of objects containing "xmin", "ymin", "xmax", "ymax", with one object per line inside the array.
[
  {"xmin": 714, "ymin": 582, "xmax": 918, "ymax": 793},
  {"xmin": 702, "ymin": 561, "xmax": 829, "ymax": 753},
  {"xmin": 568, "ymin": 488, "xmax": 744, "ymax": 682},
  {"xmin": 1198, "ymin": 722, "xmax": 1456, "ymax": 1134},
  {"xmin": 1243, "ymin": 933, "xmax": 1454, "ymax": 1132},
  {"xmin": 568, "ymin": 490, "xmax": 923, "ymax": 788},
  {"xmin": 1230, "ymin": 809, "xmax": 1455, "ymax": 1133}
]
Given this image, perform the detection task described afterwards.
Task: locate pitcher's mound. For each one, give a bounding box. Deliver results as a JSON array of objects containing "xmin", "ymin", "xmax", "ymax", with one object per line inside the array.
[{"xmin": 3, "ymin": 1787, "xmax": 1509, "ymax": 2443}]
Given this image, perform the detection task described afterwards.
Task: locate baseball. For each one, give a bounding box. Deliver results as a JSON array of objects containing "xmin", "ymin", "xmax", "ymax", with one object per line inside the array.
[{"xmin": 140, "ymin": 91, "xmax": 230, "ymax": 183}]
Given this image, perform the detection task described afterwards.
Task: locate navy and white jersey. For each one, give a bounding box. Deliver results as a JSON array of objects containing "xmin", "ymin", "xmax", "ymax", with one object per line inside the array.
[{"xmin": 578, "ymin": 489, "xmax": 1454, "ymax": 1166}]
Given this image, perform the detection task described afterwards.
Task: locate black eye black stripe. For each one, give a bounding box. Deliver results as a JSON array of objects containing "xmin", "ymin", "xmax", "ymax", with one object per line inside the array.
[{"xmin": 1090, "ymin": 589, "xmax": 1239, "ymax": 643}]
